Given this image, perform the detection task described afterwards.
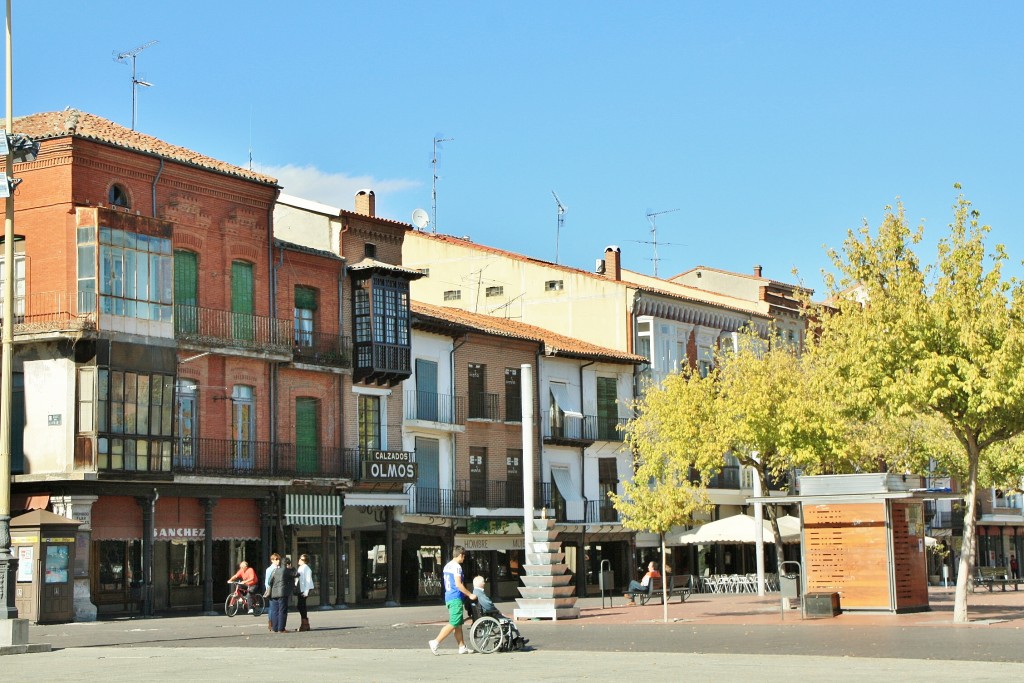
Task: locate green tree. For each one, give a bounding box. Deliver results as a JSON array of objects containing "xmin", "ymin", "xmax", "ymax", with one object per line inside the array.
[
  {"xmin": 612, "ymin": 369, "xmax": 711, "ymax": 623},
  {"xmin": 816, "ymin": 190, "xmax": 1024, "ymax": 623}
]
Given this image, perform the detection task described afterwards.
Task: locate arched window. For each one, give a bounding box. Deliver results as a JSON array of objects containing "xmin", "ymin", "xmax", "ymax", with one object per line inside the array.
[{"xmin": 109, "ymin": 184, "xmax": 130, "ymax": 208}]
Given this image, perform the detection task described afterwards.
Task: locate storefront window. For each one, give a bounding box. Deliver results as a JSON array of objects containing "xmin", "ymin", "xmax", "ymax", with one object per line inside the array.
[
  {"xmin": 168, "ymin": 540, "xmax": 203, "ymax": 587},
  {"xmin": 95, "ymin": 540, "xmax": 142, "ymax": 608}
]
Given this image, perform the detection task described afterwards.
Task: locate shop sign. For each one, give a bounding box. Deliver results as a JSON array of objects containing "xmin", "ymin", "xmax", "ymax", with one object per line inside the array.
[
  {"xmin": 154, "ymin": 527, "xmax": 206, "ymax": 540},
  {"xmin": 455, "ymin": 534, "xmax": 525, "ymax": 551},
  {"xmin": 362, "ymin": 450, "xmax": 417, "ymax": 483}
]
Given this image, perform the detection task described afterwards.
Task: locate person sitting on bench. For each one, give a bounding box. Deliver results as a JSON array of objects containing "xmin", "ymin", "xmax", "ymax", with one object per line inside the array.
[{"xmin": 624, "ymin": 561, "xmax": 661, "ymax": 605}]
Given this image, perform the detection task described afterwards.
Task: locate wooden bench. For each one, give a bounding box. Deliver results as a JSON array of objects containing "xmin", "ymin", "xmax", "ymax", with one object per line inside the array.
[
  {"xmin": 625, "ymin": 576, "xmax": 691, "ymax": 605},
  {"xmin": 973, "ymin": 566, "xmax": 1022, "ymax": 592}
]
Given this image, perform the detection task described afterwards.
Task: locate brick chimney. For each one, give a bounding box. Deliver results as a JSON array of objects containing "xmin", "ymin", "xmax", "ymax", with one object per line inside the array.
[
  {"xmin": 355, "ymin": 189, "xmax": 375, "ymax": 217},
  {"xmin": 604, "ymin": 246, "xmax": 621, "ymax": 281},
  {"xmin": 753, "ymin": 264, "xmax": 763, "ymax": 278}
]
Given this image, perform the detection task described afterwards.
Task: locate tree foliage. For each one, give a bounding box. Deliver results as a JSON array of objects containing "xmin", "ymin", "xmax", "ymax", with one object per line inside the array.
[{"xmin": 814, "ymin": 190, "xmax": 1024, "ymax": 622}]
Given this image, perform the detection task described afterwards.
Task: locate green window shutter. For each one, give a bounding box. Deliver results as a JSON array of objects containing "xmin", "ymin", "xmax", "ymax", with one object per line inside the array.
[
  {"xmin": 295, "ymin": 398, "xmax": 319, "ymax": 475},
  {"xmin": 597, "ymin": 376, "xmax": 618, "ymax": 440},
  {"xmin": 294, "ymin": 286, "xmax": 317, "ymax": 311},
  {"xmin": 174, "ymin": 251, "xmax": 198, "ymax": 335},
  {"xmin": 231, "ymin": 261, "xmax": 255, "ymax": 341},
  {"xmin": 231, "ymin": 261, "xmax": 254, "ymax": 315}
]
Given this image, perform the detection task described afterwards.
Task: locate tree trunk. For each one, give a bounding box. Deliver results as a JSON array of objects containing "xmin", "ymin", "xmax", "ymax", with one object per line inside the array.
[
  {"xmin": 660, "ymin": 533, "xmax": 669, "ymax": 624},
  {"xmin": 952, "ymin": 441, "xmax": 981, "ymax": 623}
]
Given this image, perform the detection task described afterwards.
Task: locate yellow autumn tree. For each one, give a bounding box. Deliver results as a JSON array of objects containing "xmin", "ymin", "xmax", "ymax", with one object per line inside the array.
[{"xmin": 815, "ymin": 189, "xmax": 1024, "ymax": 623}]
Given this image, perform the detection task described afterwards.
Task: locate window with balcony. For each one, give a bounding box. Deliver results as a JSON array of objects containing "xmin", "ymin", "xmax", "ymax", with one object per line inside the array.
[
  {"xmin": 358, "ymin": 394, "xmax": 382, "ymax": 452},
  {"xmin": 596, "ymin": 376, "xmax": 619, "ymax": 440},
  {"xmin": 173, "ymin": 250, "xmax": 198, "ymax": 334},
  {"xmin": 175, "ymin": 379, "xmax": 197, "ymax": 470},
  {"xmin": 548, "ymin": 382, "xmax": 585, "ymax": 440},
  {"xmin": 470, "ymin": 446, "xmax": 487, "ymax": 507},
  {"xmin": 0, "ymin": 238, "xmax": 26, "ymax": 321},
  {"xmin": 294, "ymin": 286, "xmax": 317, "ymax": 347},
  {"xmin": 598, "ymin": 457, "xmax": 619, "ymax": 522},
  {"xmin": 94, "ymin": 368, "xmax": 174, "ymax": 472},
  {"xmin": 468, "ymin": 363, "xmax": 490, "ymax": 419},
  {"xmin": 506, "ymin": 449, "xmax": 523, "ymax": 508},
  {"xmin": 504, "ymin": 367, "xmax": 521, "ymax": 422},
  {"xmin": 231, "ymin": 261, "xmax": 255, "ymax": 341},
  {"xmin": 295, "ymin": 397, "xmax": 319, "ymax": 475},
  {"xmin": 232, "ymin": 385, "xmax": 256, "ymax": 471}
]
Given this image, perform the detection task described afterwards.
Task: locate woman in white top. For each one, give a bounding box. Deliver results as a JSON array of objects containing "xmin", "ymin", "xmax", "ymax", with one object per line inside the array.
[{"xmin": 295, "ymin": 554, "xmax": 315, "ymax": 631}]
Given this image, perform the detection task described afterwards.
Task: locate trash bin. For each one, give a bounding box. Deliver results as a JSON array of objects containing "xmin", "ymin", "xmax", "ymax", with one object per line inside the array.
[
  {"xmin": 779, "ymin": 572, "xmax": 801, "ymax": 599},
  {"xmin": 599, "ymin": 570, "xmax": 615, "ymax": 593}
]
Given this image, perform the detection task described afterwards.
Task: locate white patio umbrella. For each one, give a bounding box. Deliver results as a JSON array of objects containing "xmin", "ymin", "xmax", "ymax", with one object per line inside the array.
[{"xmin": 672, "ymin": 513, "xmax": 801, "ymax": 545}]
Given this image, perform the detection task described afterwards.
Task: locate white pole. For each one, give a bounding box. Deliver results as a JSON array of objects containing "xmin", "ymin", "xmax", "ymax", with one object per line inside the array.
[
  {"xmin": 521, "ymin": 364, "xmax": 534, "ymax": 548},
  {"xmin": 753, "ymin": 456, "xmax": 766, "ymax": 596}
]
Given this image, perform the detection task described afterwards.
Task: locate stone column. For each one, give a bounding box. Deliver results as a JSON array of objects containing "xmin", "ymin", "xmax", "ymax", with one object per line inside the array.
[
  {"xmin": 334, "ymin": 523, "xmax": 347, "ymax": 608},
  {"xmin": 200, "ymin": 498, "xmax": 217, "ymax": 615},
  {"xmin": 135, "ymin": 495, "xmax": 156, "ymax": 617},
  {"xmin": 50, "ymin": 495, "xmax": 99, "ymax": 622}
]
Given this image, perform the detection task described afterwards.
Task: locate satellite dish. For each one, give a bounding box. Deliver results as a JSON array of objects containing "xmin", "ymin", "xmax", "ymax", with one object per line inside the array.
[{"xmin": 411, "ymin": 208, "xmax": 430, "ymax": 229}]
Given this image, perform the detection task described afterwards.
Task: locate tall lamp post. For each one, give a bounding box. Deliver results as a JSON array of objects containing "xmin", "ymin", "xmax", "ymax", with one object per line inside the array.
[{"xmin": 1, "ymin": 0, "xmax": 37, "ymax": 647}]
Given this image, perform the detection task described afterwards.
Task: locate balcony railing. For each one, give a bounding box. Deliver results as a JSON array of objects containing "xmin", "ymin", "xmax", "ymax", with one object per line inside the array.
[
  {"xmin": 932, "ymin": 510, "xmax": 965, "ymax": 529},
  {"xmin": 353, "ymin": 341, "xmax": 411, "ymax": 385},
  {"xmin": 690, "ymin": 465, "xmax": 741, "ymax": 489},
  {"xmin": 3, "ymin": 290, "xmax": 98, "ymax": 334},
  {"xmin": 585, "ymin": 499, "xmax": 620, "ymax": 523},
  {"xmin": 404, "ymin": 391, "xmax": 466, "ymax": 425},
  {"xmin": 467, "ymin": 393, "xmax": 500, "ymax": 420},
  {"xmin": 406, "ymin": 487, "xmax": 469, "ymax": 516},
  {"xmin": 293, "ymin": 331, "xmax": 352, "ymax": 368},
  {"xmin": 172, "ymin": 438, "xmax": 358, "ymax": 479},
  {"xmin": 596, "ymin": 416, "xmax": 629, "ymax": 442},
  {"xmin": 175, "ymin": 304, "xmax": 292, "ymax": 354},
  {"xmin": 459, "ymin": 479, "xmax": 525, "ymax": 509},
  {"xmin": 543, "ymin": 415, "xmax": 597, "ymax": 444}
]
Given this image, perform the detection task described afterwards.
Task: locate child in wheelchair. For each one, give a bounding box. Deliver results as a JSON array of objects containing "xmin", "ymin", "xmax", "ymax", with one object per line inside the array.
[{"xmin": 470, "ymin": 576, "xmax": 529, "ymax": 652}]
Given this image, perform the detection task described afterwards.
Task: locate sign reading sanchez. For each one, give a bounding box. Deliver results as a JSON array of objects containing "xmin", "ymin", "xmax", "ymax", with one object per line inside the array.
[{"xmin": 363, "ymin": 450, "xmax": 417, "ymax": 483}]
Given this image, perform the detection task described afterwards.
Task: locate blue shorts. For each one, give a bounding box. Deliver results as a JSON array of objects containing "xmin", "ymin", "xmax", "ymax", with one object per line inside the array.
[{"xmin": 446, "ymin": 599, "xmax": 465, "ymax": 627}]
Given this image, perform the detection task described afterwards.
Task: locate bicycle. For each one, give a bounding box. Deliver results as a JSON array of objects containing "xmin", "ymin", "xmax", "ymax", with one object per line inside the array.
[{"xmin": 225, "ymin": 581, "xmax": 265, "ymax": 617}]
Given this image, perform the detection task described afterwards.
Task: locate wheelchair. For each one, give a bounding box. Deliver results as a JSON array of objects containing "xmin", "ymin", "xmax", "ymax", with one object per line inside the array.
[{"xmin": 467, "ymin": 603, "xmax": 529, "ymax": 654}]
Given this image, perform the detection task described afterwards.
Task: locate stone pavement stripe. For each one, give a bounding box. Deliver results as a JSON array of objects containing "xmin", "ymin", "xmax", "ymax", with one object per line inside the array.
[{"xmin": 10, "ymin": 647, "xmax": 1021, "ymax": 683}]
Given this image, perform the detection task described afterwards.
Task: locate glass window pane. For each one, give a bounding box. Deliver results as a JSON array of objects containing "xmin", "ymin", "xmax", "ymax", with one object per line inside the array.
[{"xmin": 137, "ymin": 375, "xmax": 150, "ymax": 435}]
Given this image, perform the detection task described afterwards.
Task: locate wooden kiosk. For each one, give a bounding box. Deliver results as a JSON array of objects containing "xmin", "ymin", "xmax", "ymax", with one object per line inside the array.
[
  {"xmin": 11, "ymin": 509, "xmax": 82, "ymax": 624},
  {"xmin": 791, "ymin": 474, "xmax": 953, "ymax": 613}
]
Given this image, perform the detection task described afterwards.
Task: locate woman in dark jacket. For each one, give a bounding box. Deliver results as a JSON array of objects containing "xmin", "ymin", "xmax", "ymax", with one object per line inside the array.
[{"xmin": 265, "ymin": 553, "xmax": 296, "ymax": 633}]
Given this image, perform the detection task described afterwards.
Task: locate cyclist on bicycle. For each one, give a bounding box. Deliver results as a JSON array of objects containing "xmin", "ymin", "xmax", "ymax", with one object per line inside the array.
[{"xmin": 227, "ymin": 561, "xmax": 258, "ymax": 613}]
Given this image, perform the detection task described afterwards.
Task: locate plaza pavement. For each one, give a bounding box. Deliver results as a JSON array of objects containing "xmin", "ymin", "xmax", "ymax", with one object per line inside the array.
[{"xmin": 8, "ymin": 587, "xmax": 1024, "ymax": 682}]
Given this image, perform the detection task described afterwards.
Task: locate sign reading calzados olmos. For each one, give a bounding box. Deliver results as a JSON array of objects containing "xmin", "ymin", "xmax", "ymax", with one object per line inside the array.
[{"xmin": 362, "ymin": 450, "xmax": 417, "ymax": 483}]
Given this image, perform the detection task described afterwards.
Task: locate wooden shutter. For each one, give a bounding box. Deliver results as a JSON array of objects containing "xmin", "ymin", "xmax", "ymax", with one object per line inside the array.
[{"xmin": 295, "ymin": 398, "xmax": 319, "ymax": 475}]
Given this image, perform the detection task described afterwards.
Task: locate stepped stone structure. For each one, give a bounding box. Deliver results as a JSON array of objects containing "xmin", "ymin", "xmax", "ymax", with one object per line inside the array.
[{"xmin": 513, "ymin": 517, "xmax": 580, "ymax": 620}]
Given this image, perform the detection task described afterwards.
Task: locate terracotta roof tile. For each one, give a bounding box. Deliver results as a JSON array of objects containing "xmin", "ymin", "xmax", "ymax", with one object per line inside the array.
[
  {"xmin": 7, "ymin": 110, "xmax": 277, "ymax": 185},
  {"xmin": 411, "ymin": 301, "xmax": 645, "ymax": 364}
]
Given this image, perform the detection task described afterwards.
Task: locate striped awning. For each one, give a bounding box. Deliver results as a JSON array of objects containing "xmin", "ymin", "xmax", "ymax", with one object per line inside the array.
[{"xmin": 285, "ymin": 494, "xmax": 344, "ymax": 526}]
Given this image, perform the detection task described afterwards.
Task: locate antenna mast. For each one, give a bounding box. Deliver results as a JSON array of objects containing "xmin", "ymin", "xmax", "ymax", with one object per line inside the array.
[
  {"xmin": 115, "ymin": 40, "xmax": 158, "ymax": 130},
  {"xmin": 645, "ymin": 208, "xmax": 680, "ymax": 277},
  {"xmin": 552, "ymin": 191, "xmax": 566, "ymax": 264},
  {"xmin": 431, "ymin": 136, "xmax": 453, "ymax": 233}
]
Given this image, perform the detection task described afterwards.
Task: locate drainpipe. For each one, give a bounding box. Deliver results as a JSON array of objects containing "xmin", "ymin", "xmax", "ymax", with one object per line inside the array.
[
  {"xmin": 450, "ymin": 336, "xmax": 466, "ymax": 496},
  {"xmin": 268, "ymin": 204, "xmax": 280, "ymax": 477},
  {"xmin": 151, "ymin": 158, "xmax": 164, "ymax": 217}
]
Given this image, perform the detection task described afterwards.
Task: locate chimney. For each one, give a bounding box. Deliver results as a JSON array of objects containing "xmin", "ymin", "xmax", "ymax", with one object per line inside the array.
[
  {"xmin": 604, "ymin": 246, "xmax": 621, "ymax": 281},
  {"xmin": 753, "ymin": 264, "xmax": 763, "ymax": 278},
  {"xmin": 355, "ymin": 189, "xmax": 375, "ymax": 217}
]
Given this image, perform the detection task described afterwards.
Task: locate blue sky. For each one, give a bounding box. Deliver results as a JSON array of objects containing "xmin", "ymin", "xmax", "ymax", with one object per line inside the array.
[{"xmin": 13, "ymin": 1, "xmax": 1024, "ymax": 296}]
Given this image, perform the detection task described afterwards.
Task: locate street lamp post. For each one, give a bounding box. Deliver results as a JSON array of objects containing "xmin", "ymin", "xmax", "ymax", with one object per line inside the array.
[{"xmin": 0, "ymin": 0, "xmax": 21, "ymax": 638}]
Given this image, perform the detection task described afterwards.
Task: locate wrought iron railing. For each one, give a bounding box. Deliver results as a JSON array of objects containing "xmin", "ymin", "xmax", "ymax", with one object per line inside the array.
[
  {"xmin": 467, "ymin": 392, "xmax": 500, "ymax": 420},
  {"xmin": 596, "ymin": 416, "xmax": 629, "ymax": 442},
  {"xmin": 406, "ymin": 487, "xmax": 469, "ymax": 516},
  {"xmin": 543, "ymin": 415, "xmax": 597, "ymax": 443},
  {"xmin": 171, "ymin": 438, "xmax": 358, "ymax": 479},
  {"xmin": 293, "ymin": 331, "xmax": 352, "ymax": 368},
  {"xmin": 404, "ymin": 391, "xmax": 466, "ymax": 424},
  {"xmin": 3, "ymin": 290, "xmax": 98, "ymax": 334},
  {"xmin": 174, "ymin": 304, "xmax": 292, "ymax": 353},
  {"xmin": 458, "ymin": 479, "xmax": 526, "ymax": 509}
]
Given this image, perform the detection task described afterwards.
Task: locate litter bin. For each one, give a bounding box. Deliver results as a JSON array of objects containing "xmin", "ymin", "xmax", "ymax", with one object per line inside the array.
[{"xmin": 779, "ymin": 573, "xmax": 801, "ymax": 599}]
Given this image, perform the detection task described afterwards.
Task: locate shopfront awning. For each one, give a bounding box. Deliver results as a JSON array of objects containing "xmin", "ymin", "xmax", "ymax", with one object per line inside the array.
[
  {"xmin": 11, "ymin": 494, "xmax": 50, "ymax": 512},
  {"xmin": 286, "ymin": 494, "xmax": 344, "ymax": 526},
  {"xmin": 549, "ymin": 383, "xmax": 583, "ymax": 419}
]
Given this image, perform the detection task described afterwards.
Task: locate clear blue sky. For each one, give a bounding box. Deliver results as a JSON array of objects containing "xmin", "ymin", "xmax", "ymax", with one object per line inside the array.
[{"xmin": 13, "ymin": 1, "xmax": 1024, "ymax": 296}]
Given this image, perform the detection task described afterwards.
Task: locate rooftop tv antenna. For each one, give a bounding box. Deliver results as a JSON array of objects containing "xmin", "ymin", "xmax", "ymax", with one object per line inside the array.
[
  {"xmin": 644, "ymin": 208, "xmax": 680, "ymax": 277},
  {"xmin": 552, "ymin": 191, "xmax": 566, "ymax": 264},
  {"xmin": 114, "ymin": 40, "xmax": 158, "ymax": 130},
  {"xmin": 431, "ymin": 136, "xmax": 454, "ymax": 233}
]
